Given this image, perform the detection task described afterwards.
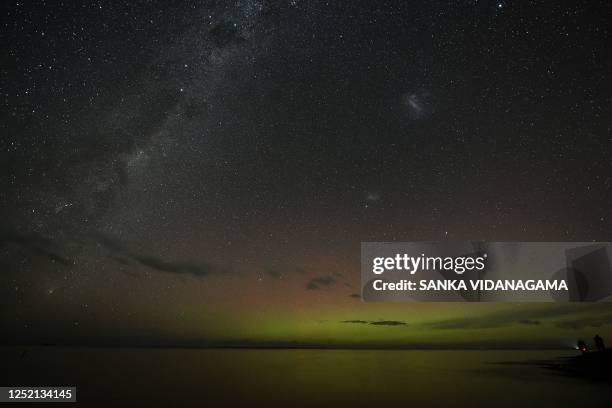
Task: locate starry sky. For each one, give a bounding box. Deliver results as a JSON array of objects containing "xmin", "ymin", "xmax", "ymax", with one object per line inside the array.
[{"xmin": 1, "ymin": 0, "xmax": 611, "ymax": 348}]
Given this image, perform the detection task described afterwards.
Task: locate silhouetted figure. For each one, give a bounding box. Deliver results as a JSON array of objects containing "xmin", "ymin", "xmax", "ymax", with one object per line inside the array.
[
  {"xmin": 594, "ymin": 334, "xmax": 605, "ymax": 352},
  {"xmin": 577, "ymin": 340, "xmax": 588, "ymax": 354}
]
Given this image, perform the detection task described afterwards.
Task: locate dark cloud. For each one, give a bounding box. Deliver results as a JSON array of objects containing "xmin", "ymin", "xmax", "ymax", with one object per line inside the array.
[
  {"xmin": 370, "ymin": 320, "xmax": 406, "ymax": 326},
  {"xmin": 93, "ymin": 233, "xmax": 220, "ymax": 278},
  {"xmin": 518, "ymin": 319, "xmax": 541, "ymax": 325},
  {"xmin": 306, "ymin": 276, "xmax": 336, "ymax": 290},
  {"xmin": 27, "ymin": 246, "xmax": 71, "ymax": 266},
  {"xmin": 341, "ymin": 320, "xmax": 406, "ymax": 326},
  {"xmin": 0, "ymin": 226, "xmax": 71, "ymax": 266},
  {"xmin": 130, "ymin": 254, "xmax": 215, "ymax": 277}
]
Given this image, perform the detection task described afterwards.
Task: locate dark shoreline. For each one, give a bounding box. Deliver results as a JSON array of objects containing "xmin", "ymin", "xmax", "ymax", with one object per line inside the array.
[
  {"xmin": 2, "ymin": 343, "xmax": 574, "ymax": 351},
  {"xmin": 492, "ymin": 349, "xmax": 612, "ymax": 382}
]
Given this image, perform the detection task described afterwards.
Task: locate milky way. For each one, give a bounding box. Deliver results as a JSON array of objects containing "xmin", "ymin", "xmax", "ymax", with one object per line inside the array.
[{"xmin": 2, "ymin": 0, "xmax": 611, "ymax": 347}]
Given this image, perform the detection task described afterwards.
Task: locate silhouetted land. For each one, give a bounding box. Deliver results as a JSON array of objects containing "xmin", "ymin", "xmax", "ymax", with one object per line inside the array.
[
  {"xmin": 546, "ymin": 349, "xmax": 612, "ymax": 382},
  {"xmin": 493, "ymin": 349, "xmax": 612, "ymax": 383}
]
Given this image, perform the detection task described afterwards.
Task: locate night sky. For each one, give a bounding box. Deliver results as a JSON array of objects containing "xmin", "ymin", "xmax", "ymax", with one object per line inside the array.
[{"xmin": 2, "ymin": 0, "xmax": 611, "ymax": 348}]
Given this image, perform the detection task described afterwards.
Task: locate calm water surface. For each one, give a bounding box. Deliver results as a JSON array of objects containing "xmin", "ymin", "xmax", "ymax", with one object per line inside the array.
[{"xmin": 2, "ymin": 347, "xmax": 611, "ymax": 407}]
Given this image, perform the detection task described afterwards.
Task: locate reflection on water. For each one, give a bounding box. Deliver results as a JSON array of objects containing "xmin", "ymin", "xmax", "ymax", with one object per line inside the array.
[{"xmin": 3, "ymin": 347, "xmax": 611, "ymax": 407}]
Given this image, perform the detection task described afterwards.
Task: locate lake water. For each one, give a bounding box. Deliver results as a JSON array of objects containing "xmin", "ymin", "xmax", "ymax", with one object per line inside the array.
[{"xmin": 2, "ymin": 347, "xmax": 611, "ymax": 407}]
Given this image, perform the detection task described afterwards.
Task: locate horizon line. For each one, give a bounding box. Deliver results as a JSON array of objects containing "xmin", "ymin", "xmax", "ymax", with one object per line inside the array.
[{"xmin": 2, "ymin": 342, "xmax": 574, "ymax": 351}]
